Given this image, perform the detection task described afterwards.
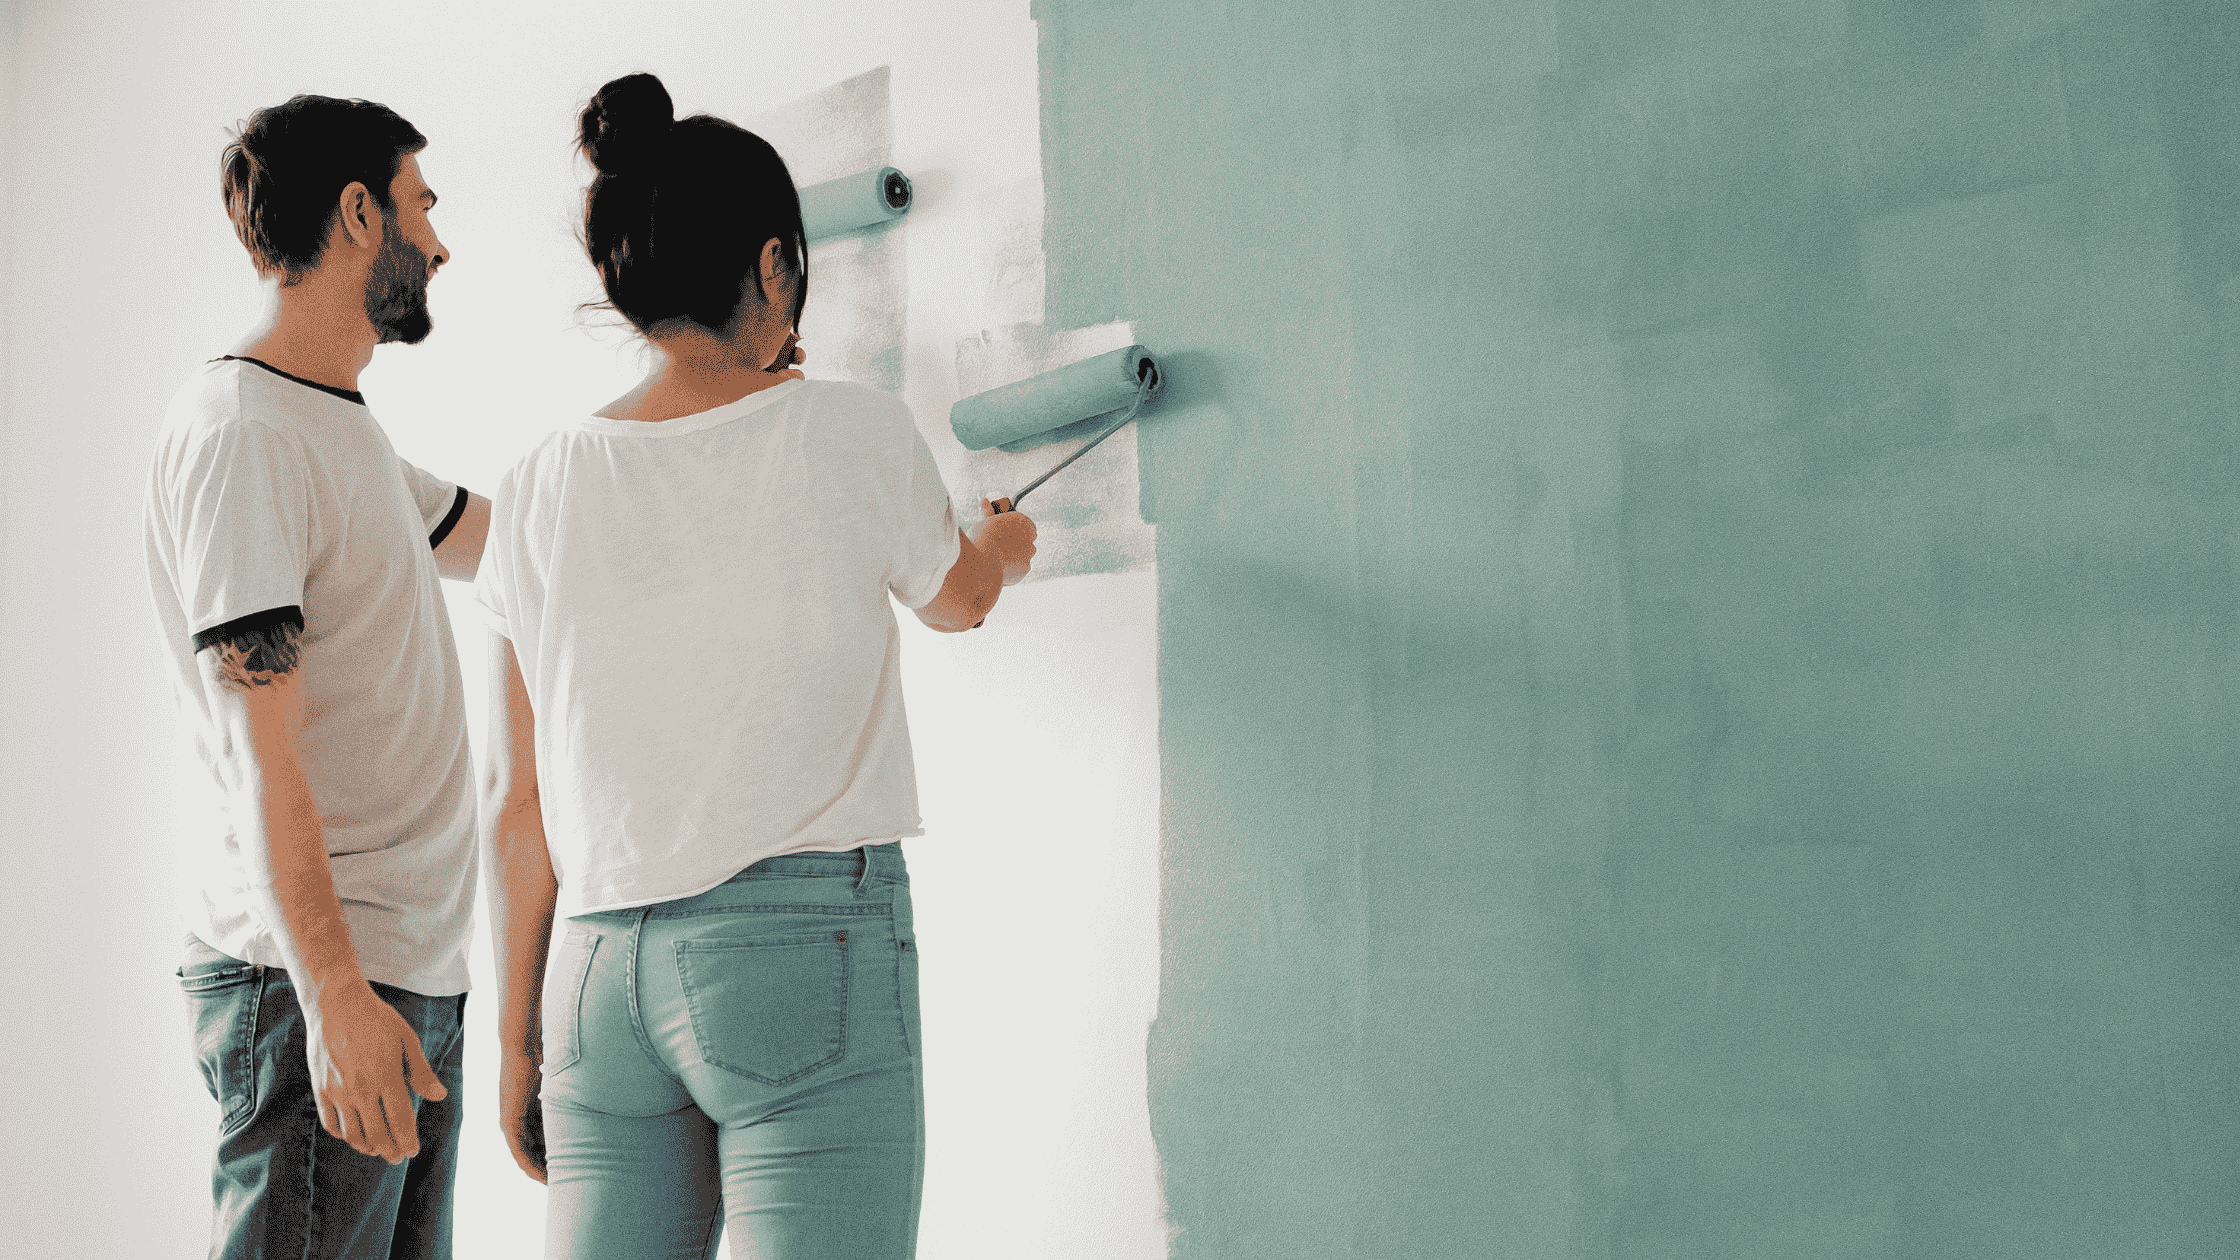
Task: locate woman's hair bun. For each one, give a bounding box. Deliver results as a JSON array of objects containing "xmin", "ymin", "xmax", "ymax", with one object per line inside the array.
[{"xmin": 581, "ymin": 72, "xmax": 676, "ymax": 177}]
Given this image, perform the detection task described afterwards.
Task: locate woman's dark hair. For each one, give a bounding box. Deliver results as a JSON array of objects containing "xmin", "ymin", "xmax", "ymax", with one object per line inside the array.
[
  {"xmin": 221, "ymin": 95, "xmax": 427, "ymax": 285},
  {"xmin": 578, "ymin": 73, "xmax": 808, "ymax": 336}
]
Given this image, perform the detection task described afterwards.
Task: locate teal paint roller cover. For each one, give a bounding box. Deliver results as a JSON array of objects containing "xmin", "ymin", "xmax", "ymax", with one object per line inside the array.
[
  {"xmin": 949, "ymin": 345, "xmax": 1164, "ymax": 452},
  {"xmin": 799, "ymin": 166, "xmax": 912, "ymax": 241}
]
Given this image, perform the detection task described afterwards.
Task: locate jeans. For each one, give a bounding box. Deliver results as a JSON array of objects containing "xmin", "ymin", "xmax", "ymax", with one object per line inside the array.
[
  {"xmin": 176, "ymin": 842, "xmax": 922, "ymax": 1260},
  {"xmin": 540, "ymin": 841, "xmax": 923, "ymax": 1259},
  {"xmin": 175, "ymin": 933, "xmax": 468, "ymax": 1260}
]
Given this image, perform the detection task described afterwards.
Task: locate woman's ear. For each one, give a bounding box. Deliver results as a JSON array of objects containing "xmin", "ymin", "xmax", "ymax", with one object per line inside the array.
[{"xmin": 761, "ymin": 237, "xmax": 790, "ymax": 305}]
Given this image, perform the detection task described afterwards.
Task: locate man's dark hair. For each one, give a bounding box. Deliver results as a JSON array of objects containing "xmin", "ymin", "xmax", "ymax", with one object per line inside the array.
[
  {"xmin": 577, "ymin": 72, "xmax": 808, "ymax": 337},
  {"xmin": 221, "ymin": 95, "xmax": 427, "ymax": 285}
]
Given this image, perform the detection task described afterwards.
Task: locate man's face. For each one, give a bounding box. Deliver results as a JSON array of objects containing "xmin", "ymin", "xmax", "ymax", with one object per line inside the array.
[{"xmin": 366, "ymin": 153, "xmax": 445, "ymax": 345}]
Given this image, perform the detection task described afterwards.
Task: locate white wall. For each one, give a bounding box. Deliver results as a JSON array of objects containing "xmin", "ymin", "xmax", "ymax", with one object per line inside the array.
[
  {"xmin": 0, "ymin": 2, "xmax": 13, "ymax": 562},
  {"xmin": 0, "ymin": 4, "xmax": 1162, "ymax": 1256}
]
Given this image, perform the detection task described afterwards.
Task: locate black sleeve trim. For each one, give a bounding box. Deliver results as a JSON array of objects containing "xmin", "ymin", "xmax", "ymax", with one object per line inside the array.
[
  {"xmin": 429, "ymin": 485, "xmax": 470, "ymax": 550},
  {"xmin": 191, "ymin": 605, "xmax": 305, "ymax": 655}
]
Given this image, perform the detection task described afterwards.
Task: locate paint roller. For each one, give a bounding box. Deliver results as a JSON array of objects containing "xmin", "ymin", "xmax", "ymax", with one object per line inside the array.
[
  {"xmin": 799, "ymin": 166, "xmax": 913, "ymax": 242},
  {"xmin": 761, "ymin": 168, "xmax": 908, "ymax": 372},
  {"xmin": 949, "ymin": 344, "xmax": 1165, "ymax": 514}
]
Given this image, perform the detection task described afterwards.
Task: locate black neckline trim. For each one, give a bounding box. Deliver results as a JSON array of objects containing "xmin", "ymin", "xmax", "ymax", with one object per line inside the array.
[{"xmin": 216, "ymin": 356, "xmax": 366, "ymax": 406}]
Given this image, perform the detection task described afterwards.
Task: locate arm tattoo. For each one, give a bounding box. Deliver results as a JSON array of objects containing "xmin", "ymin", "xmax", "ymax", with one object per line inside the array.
[{"xmin": 208, "ymin": 621, "xmax": 302, "ymax": 690}]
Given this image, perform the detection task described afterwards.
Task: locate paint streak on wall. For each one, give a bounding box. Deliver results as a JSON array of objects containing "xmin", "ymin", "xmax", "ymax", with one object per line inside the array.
[{"xmin": 1036, "ymin": 0, "xmax": 2238, "ymax": 1256}]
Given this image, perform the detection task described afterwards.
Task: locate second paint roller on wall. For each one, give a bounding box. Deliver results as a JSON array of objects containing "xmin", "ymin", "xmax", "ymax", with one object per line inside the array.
[
  {"xmin": 950, "ymin": 344, "xmax": 1166, "ymax": 512},
  {"xmin": 799, "ymin": 166, "xmax": 913, "ymax": 241}
]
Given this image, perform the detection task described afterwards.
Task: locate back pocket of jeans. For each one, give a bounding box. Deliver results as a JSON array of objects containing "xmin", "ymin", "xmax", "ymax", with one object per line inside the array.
[
  {"xmin": 674, "ymin": 930, "xmax": 850, "ymax": 1085},
  {"xmin": 543, "ymin": 928, "xmax": 600, "ymax": 1076}
]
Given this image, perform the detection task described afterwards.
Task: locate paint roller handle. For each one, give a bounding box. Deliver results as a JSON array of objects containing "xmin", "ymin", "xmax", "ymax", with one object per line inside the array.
[
  {"xmin": 993, "ymin": 387, "xmax": 1147, "ymax": 516},
  {"xmin": 966, "ymin": 367, "xmax": 1150, "ymax": 621}
]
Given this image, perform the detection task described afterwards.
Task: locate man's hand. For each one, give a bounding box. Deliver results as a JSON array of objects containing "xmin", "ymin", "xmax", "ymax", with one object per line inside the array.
[{"xmin": 306, "ymin": 985, "xmax": 447, "ymax": 1165}]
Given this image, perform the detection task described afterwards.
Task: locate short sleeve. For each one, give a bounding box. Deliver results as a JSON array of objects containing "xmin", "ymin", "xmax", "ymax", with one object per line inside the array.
[
  {"xmin": 468, "ymin": 486, "xmax": 512, "ymax": 639},
  {"xmin": 397, "ymin": 456, "xmax": 469, "ymax": 547},
  {"xmin": 171, "ymin": 420, "xmax": 313, "ymax": 652},
  {"xmin": 882, "ymin": 408, "xmax": 961, "ymax": 609}
]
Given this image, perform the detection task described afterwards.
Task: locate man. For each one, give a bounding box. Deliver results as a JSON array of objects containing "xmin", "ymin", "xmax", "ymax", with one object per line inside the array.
[{"xmin": 144, "ymin": 94, "xmax": 490, "ymax": 1260}]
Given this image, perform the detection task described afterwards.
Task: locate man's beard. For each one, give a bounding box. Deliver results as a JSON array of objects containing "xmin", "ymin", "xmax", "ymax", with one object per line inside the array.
[{"xmin": 365, "ymin": 217, "xmax": 432, "ymax": 345}]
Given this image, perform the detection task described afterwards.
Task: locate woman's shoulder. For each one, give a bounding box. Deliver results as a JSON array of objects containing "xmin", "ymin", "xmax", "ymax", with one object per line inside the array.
[
  {"xmin": 792, "ymin": 380, "xmax": 920, "ymax": 452},
  {"xmin": 795, "ymin": 378, "xmax": 910, "ymax": 420},
  {"xmin": 486, "ymin": 425, "xmax": 583, "ymax": 502}
]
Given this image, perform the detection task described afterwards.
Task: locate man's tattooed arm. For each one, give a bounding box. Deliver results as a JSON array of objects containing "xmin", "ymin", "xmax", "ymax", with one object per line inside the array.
[
  {"xmin": 205, "ymin": 620, "xmax": 302, "ymax": 690},
  {"xmin": 191, "ymin": 610, "xmax": 370, "ymax": 1038}
]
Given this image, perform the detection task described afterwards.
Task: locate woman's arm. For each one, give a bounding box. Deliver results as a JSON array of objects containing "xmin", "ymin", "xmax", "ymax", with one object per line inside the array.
[
  {"xmin": 479, "ymin": 626, "xmax": 555, "ymax": 1183},
  {"xmin": 914, "ymin": 502, "xmax": 1038, "ymax": 632}
]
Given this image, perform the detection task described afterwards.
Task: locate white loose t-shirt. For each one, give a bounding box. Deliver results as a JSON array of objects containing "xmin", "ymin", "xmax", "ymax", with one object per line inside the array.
[
  {"xmin": 144, "ymin": 357, "xmax": 478, "ymax": 997},
  {"xmin": 472, "ymin": 378, "xmax": 960, "ymax": 919}
]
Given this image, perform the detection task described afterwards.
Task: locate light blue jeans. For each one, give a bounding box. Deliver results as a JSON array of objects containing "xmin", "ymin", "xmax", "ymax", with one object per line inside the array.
[{"xmin": 539, "ymin": 842, "xmax": 923, "ymax": 1259}]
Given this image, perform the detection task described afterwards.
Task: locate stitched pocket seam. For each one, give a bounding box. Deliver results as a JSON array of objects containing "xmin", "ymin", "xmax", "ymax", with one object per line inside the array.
[
  {"xmin": 547, "ymin": 932, "xmax": 599, "ymax": 1074},
  {"xmin": 676, "ymin": 935, "xmax": 850, "ymax": 1085}
]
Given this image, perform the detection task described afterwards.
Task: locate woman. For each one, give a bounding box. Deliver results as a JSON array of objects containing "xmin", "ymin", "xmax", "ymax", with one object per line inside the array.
[{"xmin": 472, "ymin": 72, "xmax": 1038, "ymax": 1259}]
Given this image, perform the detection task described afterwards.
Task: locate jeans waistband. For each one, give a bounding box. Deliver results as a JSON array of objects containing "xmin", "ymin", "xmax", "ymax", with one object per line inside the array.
[{"xmin": 723, "ymin": 841, "xmax": 906, "ymax": 891}]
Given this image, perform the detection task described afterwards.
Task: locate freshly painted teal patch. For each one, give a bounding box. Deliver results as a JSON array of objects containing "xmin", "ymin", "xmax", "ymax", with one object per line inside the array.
[{"xmin": 1036, "ymin": 0, "xmax": 2240, "ymax": 1255}]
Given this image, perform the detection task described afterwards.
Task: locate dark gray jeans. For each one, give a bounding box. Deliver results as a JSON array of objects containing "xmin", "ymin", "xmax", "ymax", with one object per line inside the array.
[{"xmin": 176, "ymin": 934, "xmax": 467, "ymax": 1260}]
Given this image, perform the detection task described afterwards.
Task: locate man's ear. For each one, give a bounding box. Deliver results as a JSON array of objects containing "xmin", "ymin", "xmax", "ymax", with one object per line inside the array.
[{"xmin": 336, "ymin": 181, "xmax": 381, "ymax": 250}]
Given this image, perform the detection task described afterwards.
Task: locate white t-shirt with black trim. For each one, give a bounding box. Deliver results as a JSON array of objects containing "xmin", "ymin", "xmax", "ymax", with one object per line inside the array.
[
  {"xmin": 471, "ymin": 378, "xmax": 960, "ymax": 920},
  {"xmin": 143, "ymin": 357, "xmax": 477, "ymax": 997}
]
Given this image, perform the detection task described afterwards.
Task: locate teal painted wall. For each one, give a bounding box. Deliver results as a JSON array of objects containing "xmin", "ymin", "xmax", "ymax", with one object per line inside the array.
[{"xmin": 1034, "ymin": 1, "xmax": 2239, "ymax": 1254}]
